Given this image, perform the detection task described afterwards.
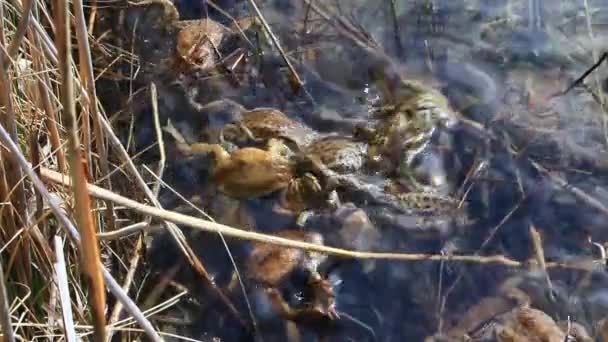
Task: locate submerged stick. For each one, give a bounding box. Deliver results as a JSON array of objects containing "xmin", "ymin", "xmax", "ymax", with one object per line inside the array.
[
  {"xmin": 246, "ymin": 0, "xmax": 304, "ymax": 91},
  {"xmin": 559, "ymin": 52, "xmax": 607, "ymax": 96}
]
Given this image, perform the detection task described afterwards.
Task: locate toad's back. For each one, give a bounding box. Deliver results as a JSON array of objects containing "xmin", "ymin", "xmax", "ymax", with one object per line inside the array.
[
  {"xmin": 240, "ymin": 108, "xmax": 319, "ymax": 147},
  {"xmin": 303, "ymin": 136, "xmax": 368, "ymax": 174}
]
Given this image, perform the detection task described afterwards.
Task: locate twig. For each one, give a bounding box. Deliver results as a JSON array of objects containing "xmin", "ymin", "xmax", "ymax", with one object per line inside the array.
[
  {"xmin": 109, "ymin": 290, "xmax": 187, "ymax": 331},
  {"xmin": 41, "ymin": 163, "xmax": 608, "ymax": 270},
  {"xmin": 581, "ymin": 0, "xmax": 604, "ymax": 106},
  {"xmin": 246, "ymin": 0, "xmax": 304, "ymax": 91},
  {"xmin": 39, "ymin": 166, "xmax": 541, "ymax": 266},
  {"xmin": 558, "ymin": 52, "xmax": 607, "ymax": 95},
  {"xmin": 0, "ymin": 250, "xmax": 15, "ymax": 342},
  {"xmin": 437, "ymin": 199, "xmax": 524, "ymax": 331},
  {"xmin": 529, "ymin": 159, "xmax": 608, "ymax": 217},
  {"xmin": 0, "ymin": 122, "xmax": 162, "ymax": 342},
  {"xmin": 53, "ymin": 236, "xmax": 77, "ymax": 342},
  {"xmin": 97, "ymin": 222, "xmax": 151, "ymax": 241},
  {"xmin": 106, "ymin": 236, "xmax": 144, "ymax": 340},
  {"xmin": 301, "ymin": 0, "xmax": 380, "ymax": 56},
  {"xmin": 150, "ymin": 83, "xmax": 165, "ymax": 197},
  {"xmin": 528, "ymin": 224, "xmax": 554, "ymax": 300}
]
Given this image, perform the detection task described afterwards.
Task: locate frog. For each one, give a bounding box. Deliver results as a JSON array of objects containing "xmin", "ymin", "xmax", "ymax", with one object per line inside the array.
[
  {"xmin": 349, "ymin": 180, "xmax": 468, "ymax": 237},
  {"xmin": 301, "ymin": 135, "xmax": 369, "ymax": 175},
  {"xmin": 126, "ymin": 0, "xmax": 252, "ymax": 70},
  {"xmin": 475, "ymin": 307, "xmax": 568, "ymax": 342},
  {"xmin": 172, "ymin": 99, "xmax": 315, "ymax": 151},
  {"xmin": 286, "ymin": 104, "xmax": 466, "ymax": 232},
  {"xmin": 243, "ymin": 230, "xmax": 338, "ymax": 323},
  {"xmin": 173, "ymin": 18, "xmax": 229, "ymax": 69},
  {"xmin": 426, "ymin": 276, "xmax": 591, "ymax": 342},
  {"xmin": 292, "ymin": 133, "xmax": 468, "ymax": 233},
  {"xmin": 356, "ymin": 77, "xmax": 460, "ymax": 190},
  {"xmin": 163, "ymin": 120, "xmax": 336, "ymax": 215},
  {"xmin": 393, "ymin": 190, "xmax": 467, "ymax": 228},
  {"xmin": 180, "ymin": 94, "xmax": 463, "ymax": 229},
  {"xmin": 222, "ymin": 106, "xmax": 320, "ymax": 151}
]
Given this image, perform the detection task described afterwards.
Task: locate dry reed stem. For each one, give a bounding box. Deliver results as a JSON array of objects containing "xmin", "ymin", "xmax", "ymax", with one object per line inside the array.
[
  {"xmin": 73, "ymin": 0, "xmax": 116, "ymax": 233},
  {"xmin": 52, "ymin": 236, "xmax": 77, "ymax": 342},
  {"xmin": 389, "ymin": 0, "xmax": 403, "ymax": 58},
  {"xmin": 29, "ymin": 27, "xmax": 67, "ymax": 173},
  {"xmin": 0, "ymin": 0, "xmax": 32, "ymax": 293},
  {"xmin": 30, "ymin": 90, "xmax": 46, "ymax": 233},
  {"xmin": 0, "ymin": 254, "xmax": 15, "ymax": 342},
  {"xmin": 40, "ymin": 165, "xmax": 607, "ymax": 270},
  {"xmin": 6, "ymin": 0, "xmax": 34, "ymax": 63},
  {"xmin": 529, "ymin": 159, "xmax": 608, "ymax": 217},
  {"xmin": 53, "ymin": 0, "xmax": 106, "ymax": 340},
  {"xmin": 0, "ymin": 120, "xmax": 163, "ymax": 341}
]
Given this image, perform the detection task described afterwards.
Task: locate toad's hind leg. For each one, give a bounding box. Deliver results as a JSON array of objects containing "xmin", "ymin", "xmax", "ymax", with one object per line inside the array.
[{"xmin": 164, "ymin": 121, "xmax": 230, "ymax": 158}]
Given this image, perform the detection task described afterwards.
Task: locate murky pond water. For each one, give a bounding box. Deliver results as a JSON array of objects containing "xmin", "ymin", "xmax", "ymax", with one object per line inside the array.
[{"xmin": 93, "ymin": 0, "xmax": 608, "ymax": 341}]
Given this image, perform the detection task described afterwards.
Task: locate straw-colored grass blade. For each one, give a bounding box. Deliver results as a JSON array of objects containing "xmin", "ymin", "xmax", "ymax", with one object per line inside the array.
[{"xmin": 54, "ymin": 0, "xmax": 106, "ymax": 340}]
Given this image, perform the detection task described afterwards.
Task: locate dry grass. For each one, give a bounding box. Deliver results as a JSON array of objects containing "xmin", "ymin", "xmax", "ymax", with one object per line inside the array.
[{"xmin": 0, "ymin": 0, "xmax": 161, "ymax": 340}]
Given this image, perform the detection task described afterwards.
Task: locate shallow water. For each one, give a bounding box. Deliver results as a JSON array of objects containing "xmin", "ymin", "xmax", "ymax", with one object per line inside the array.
[{"xmin": 94, "ymin": 0, "xmax": 608, "ymax": 341}]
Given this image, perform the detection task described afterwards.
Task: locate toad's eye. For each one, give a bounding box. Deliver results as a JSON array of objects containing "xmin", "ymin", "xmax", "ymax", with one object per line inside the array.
[
  {"xmin": 437, "ymin": 110, "xmax": 459, "ymax": 129},
  {"xmin": 399, "ymin": 150, "xmax": 448, "ymax": 193}
]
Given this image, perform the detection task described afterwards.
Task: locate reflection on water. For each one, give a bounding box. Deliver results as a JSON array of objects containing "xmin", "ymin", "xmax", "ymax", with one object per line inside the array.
[{"xmin": 94, "ymin": 0, "xmax": 608, "ymax": 340}]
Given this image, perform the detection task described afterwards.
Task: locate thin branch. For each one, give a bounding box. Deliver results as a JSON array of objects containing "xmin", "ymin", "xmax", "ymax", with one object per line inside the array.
[
  {"xmin": 528, "ymin": 224, "xmax": 554, "ymax": 300},
  {"xmin": 246, "ymin": 0, "xmax": 304, "ymax": 91},
  {"xmin": 529, "ymin": 159, "xmax": 608, "ymax": 217},
  {"xmin": 98, "ymin": 222, "xmax": 151, "ymax": 241},
  {"xmin": 40, "ymin": 165, "xmax": 605, "ymax": 270},
  {"xmin": 389, "ymin": 0, "xmax": 403, "ymax": 58},
  {"xmin": 106, "ymin": 236, "xmax": 144, "ymax": 340},
  {"xmin": 558, "ymin": 52, "xmax": 607, "ymax": 95},
  {"xmin": 150, "ymin": 83, "xmax": 165, "ymax": 197}
]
